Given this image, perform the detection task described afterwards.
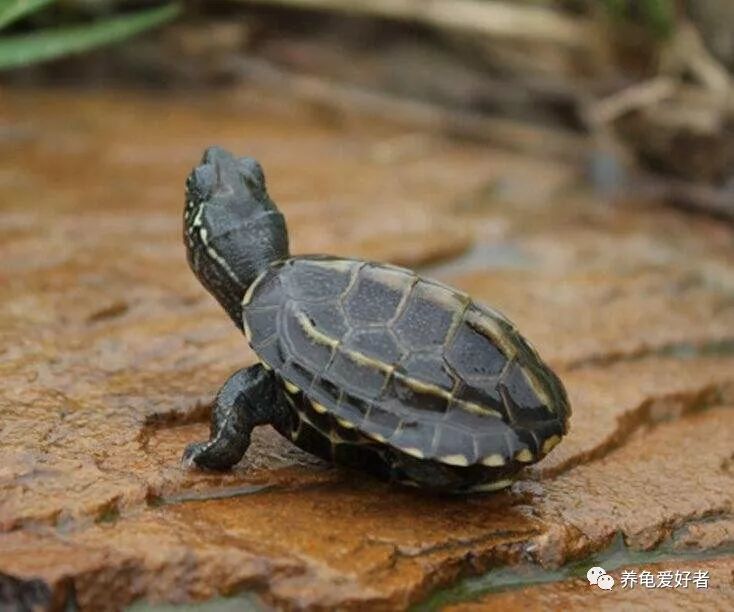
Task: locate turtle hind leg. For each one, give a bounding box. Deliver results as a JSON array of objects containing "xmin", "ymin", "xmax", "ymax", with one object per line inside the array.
[{"xmin": 182, "ymin": 363, "xmax": 290, "ymax": 471}]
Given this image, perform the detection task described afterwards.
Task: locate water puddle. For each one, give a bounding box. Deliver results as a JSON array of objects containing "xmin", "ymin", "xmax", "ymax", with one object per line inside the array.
[{"xmin": 126, "ymin": 593, "xmax": 268, "ymax": 612}]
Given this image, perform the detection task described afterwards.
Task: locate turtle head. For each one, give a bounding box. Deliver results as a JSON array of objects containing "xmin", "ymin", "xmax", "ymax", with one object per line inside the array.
[{"xmin": 184, "ymin": 146, "xmax": 289, "ymax": 329}]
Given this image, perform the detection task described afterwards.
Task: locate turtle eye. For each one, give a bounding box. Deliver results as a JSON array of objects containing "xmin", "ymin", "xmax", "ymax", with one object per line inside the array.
[
  {"xmin": 241, "ymin": 173, "xmax": 256, "ymax": 190},
  {"xmin": 238, "ymin": 157, "xmax": 265, "ymax": 188}
]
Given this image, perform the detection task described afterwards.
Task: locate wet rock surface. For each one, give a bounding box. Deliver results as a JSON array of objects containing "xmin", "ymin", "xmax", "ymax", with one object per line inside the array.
[{"xmin": 1, "ymin": 88, "xmax": 733, "ymax": 610}]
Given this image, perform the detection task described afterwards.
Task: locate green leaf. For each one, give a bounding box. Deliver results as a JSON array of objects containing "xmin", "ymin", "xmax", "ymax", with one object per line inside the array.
[
  {"xmin": 600, "ymin": 0, "xmax": 676, "ymax": 39},
  {"xmin": 640, "ymin": 0, "xmax": 675, "ymax": 39},
  {"xmin": 0, "ymin": 2, "xmax": 181, "ymax": 70},
  {"xmin": 0, "ymin": 0, "xmax": 55, "ymax": 30}
]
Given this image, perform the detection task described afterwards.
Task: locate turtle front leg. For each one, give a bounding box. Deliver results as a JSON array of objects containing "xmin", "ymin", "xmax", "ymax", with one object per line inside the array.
[{"xmin": 182, "ymin": 364, "xmax": 289, "ymax": 470}]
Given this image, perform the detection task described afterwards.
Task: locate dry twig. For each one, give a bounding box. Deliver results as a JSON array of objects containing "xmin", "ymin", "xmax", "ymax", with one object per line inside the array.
[
  {"xmin": 637, "ymin": 175, "xmax": 734, "ymax": 220},
  {"xmin": 668, "ymin": 21, "xmax": 733, "ymax": 96},
  {"xmin": 584, "ymin": 77, "xmax": 677, "ymax": 127},
  {"xmin": 233, "ymin": 57, "xmax": 589, "ymax": 159}
]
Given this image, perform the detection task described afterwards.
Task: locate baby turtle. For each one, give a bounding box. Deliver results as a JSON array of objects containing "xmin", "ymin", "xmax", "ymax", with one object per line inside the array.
[{"xmin": 182, "ymin": 147, "xmax": 570, "ymax": 493}]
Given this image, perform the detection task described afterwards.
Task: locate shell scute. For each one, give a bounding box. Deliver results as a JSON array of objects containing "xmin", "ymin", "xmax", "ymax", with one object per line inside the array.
[
  {"xmin": 285, "ymin": 257, "xmax": 353, "ymax": 302},
  {"xmin": 298, "ymin": 301, "xmax": 350, "ymax": 339},
  {"xmin": 432, "ymin": 427, "xmax": 477, "ymax": 465},
  {"xmin": 499, "ymin": 360, "xmax": 553, "ymax": 425},
  {"xmin": 343, "ymin": 327, "xmax": 402, "ymax": 363},
  {"xmin": 452, "ymin": 382, "xmax": 503, "ymax": 416},
  {"xmin": 336, "ymin": 392, "xmax": 372, "ymax": 423},
  {"xmin": 387, "ymin": 376, "xmax": 449, "ymax": 414},
  {"xmin": 343, "ymin": 264, "xmax": 408, "ymax": 324},
  {"xmin": 279, "ymin": 360, "xmax": 315, "ymax": 395},
  {"xmin": 245, "ymin": 271, "xmax": 283, "ymax": 308},
  {"xmin": 445, "ymin": 318, "xmax": 507, "ymax": 380},
  {"xmin": 363, "ymin": 403, "xmax": 402, "ymax": 440},
  {"xmin": 281, "ymin": 305, "xmax": 333, "ymax": 373},
  {"xmin": 392, "ymin": 282, "xmax": 461, "ymax": 351},
  {"xmin": 327, "ymin": 351, "xmax": 388, "ymax": 398},
  {"xmin": 391, "ymin": 420, "xmax": 435, "ymax": 454},
  {"xmin": 243, "ymin": 306, "xmax": 279, "ymax": 346},
  {"xmin": 397, "ymin": 351, "xmax": 454, "ymax": 389}
]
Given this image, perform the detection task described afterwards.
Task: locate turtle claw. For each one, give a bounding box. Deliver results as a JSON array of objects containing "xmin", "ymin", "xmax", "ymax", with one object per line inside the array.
[
  {"xmin": 181, "ymin": 441, "xmax": 210, "ymax": 469},
  {"xmin": 181, "ymin": 432, "xmax": 249, "ymax": 471}
]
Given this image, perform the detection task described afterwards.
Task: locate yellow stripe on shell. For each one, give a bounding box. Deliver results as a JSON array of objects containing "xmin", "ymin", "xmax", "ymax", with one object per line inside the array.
[
  {"xmin": 523, "ymin": 368, "xmax": 553, "ymax": 415},
  {"xmin": 440, "ymin": 454, "xmax": 470, "ymax": 467},
  {"xmin": 481, "ymin": 454, "xmax": 506, "ymax": 467},
  {"xmin": 376, "ymin": 262, "xmax": 414, "ymax": 276},
  {"xmin": 469, "ymin": 479, "xmax": 514, "ymax": 493},
  {"xmin": 296, "ymin": 312, "xmax": 339, "ymax": 348},
  {"xmin": 541, "ymin": 434, "xmax": 561, "ymax": 454},
  {"xmin": 242, "ymin": 268, "xmax": 269, "ymax": 306},
  {"xmin": 311, "ymin": 400, "xmax": 328, "ymax": 414},
  {"xmin": 283, "ymin": 380, "xmax": 299, "ymax": 394},
  {"xmin": 305, "ymin": 259, "xmax": 355, "ymax": 273},
  {"xmin": 336, "ymin": 417, "xmax": 355, "ymax": 429}
]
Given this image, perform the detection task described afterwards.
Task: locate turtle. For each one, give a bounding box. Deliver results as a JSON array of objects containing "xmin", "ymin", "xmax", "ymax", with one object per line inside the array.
[{"xmin": 181, "ymin": 146, "xmax": 571, "ymax": 493}]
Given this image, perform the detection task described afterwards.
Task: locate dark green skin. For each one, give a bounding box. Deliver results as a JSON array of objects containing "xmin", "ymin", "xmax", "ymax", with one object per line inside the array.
[{"xmin": 182, "ymin": 147, "xmax": 570, "ymax": 492}]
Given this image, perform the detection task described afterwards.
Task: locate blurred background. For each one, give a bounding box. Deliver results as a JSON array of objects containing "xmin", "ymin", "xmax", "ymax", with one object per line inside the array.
[{"xmin": 1, "ymin": 0, "xmax": 733, "ymax": 217}]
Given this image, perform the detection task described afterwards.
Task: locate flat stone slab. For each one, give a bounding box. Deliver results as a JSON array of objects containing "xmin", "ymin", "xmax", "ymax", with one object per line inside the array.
[{"xmin": 1, "ymin": 88, "xmax": 733, "ymax": 610}]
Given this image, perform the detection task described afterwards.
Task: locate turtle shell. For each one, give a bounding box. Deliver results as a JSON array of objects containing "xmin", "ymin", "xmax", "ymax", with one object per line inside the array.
[{"xmin": 242, "ymin": 256, "xmax": 570, "ymax": 469}]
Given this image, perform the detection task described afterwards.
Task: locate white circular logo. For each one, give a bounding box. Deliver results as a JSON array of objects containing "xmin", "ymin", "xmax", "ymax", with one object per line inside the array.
[
  {"xmin": 597, "ymin": 574, "xmax": 615, "ymax": 591},
  {"xmin": 587, "ymin": 566, "xmax": 606, "ymax": 585}
]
